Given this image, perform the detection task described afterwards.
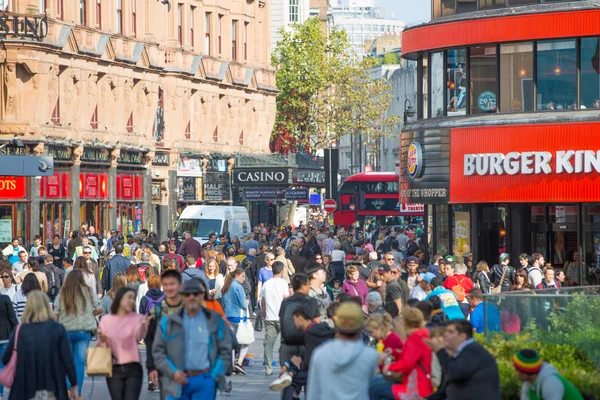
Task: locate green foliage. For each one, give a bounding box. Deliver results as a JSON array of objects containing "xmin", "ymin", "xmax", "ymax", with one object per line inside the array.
[
  {"xmin": 381, "ymin": 53, "xmax": 400, "ymax": 65},
  {"xmin": 270, "ymin": 17, "xmax": 400, "ymax": 153}
]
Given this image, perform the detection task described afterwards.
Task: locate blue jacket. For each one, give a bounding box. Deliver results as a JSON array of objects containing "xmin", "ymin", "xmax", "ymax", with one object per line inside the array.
[
  {"xmin": 221, "ymin": 280, "xmax": 247, "ymax": 322},
  {"xmin": 103, "ymin": 254, "xmax": 131, "ymax": 291}
]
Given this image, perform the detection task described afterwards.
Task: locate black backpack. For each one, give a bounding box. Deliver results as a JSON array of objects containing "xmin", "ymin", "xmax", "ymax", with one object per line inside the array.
[
  {"xmin": 281, "ymin": 296, "xmax": 313, "ymax": 345},
  {"xmin": 44, "ymin": 265, "xmax": 62, "ymax": 297}
]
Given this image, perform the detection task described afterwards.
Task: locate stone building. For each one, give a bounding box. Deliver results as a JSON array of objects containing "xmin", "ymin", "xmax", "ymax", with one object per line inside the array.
[{"xmin": 0, "ymin": 0, "xmax": 277, "ymax": 245}]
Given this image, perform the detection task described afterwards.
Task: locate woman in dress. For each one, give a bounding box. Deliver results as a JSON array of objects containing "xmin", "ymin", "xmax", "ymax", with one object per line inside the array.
[{"xmin": 205, "ymin": 258, "xmax": 225, "ymax": 300}]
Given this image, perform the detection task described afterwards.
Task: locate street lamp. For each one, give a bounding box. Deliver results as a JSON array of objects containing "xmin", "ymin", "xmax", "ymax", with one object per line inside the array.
[{"xmin": 403, "ymin": 99, "xmax": 415, "ymax": 126}]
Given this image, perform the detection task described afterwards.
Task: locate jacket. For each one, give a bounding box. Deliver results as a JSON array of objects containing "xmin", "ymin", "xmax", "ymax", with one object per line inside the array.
[
  {"xmin": 103, "ymin": 254, "xmax": 131, "ymax": 291},
  {"xmin": 222, "ymin": 280, "xmax": 248, "ymax": 321},
  {"xmin": 0, "ymin": 294, "xmax": 17, "ymax": 340},
  {"xmin": 475, "ymin": 271, "xmax": 492, "ymax": 295},
  {"xmin": 153, "ymin": 308, "xmax": 232, "ymax": 398},
  {"xmin": 178, "ymin": 237, "xmax": 202, "ymax": 259},
  {"xmin": 436, "ymin": 340, "xmax": 500, "ymax": 400},
  {"xmin": 302, "ymin": 322, "xmax": 334, "ymax": 370},
  {"xmin": 3, "ymin": 320, "xmax": 77, "ymax": 400},
  {"xmin": 275, "ymin": 254, "xmax": 295, "ymax": 283},
  {"xmin": 139, "ymin": 288, "xmax": 165, "ymax": 314},
  {"xmin": 520, "ymin": 362, "xmax": 583, "ymax": 400},
  {"xmin": 341, "ymin": 279, "xmax": 369, "ymax": 305},
  {"xmin": 491, "ymin": 264, "xmax": 515, "ymax": 291},
  {"xmin": 389, "ymin": 328, "xmax": 433, "ymax": 398}
]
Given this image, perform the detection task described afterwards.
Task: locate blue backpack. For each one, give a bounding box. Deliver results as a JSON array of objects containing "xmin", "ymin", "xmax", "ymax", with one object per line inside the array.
[{"xmin": 144, "ymin": 295, "xmax": 165, "ymax": 315}]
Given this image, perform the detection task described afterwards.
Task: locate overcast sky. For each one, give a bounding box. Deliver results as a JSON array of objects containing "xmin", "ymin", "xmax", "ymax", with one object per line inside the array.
[{"xmin": 377, "ymin": 0, "xmax": 431, "ymax": 25}]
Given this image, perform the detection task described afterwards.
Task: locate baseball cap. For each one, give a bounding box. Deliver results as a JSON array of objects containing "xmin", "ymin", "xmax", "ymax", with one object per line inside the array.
[
  {"xmin": 181, "ymin": 279, "xmax": 206, "ymax": 294},
  {"xmin": 419, "ymin": 272, "xmax": 436, "ymax": 283},
  {"xmin": 333, "ymin": 302, "xmax": 364, "ymax": 335},
  {"xmin": 406, "ymin": 256, "xmax": 419, "ymax": 264},
  {"xmin": 377, "ymin": 264, "xmax": 391, "ymax": 274},
  {"xmin": 445, "ymin": 255, "xmax": 454, "ymax": 263}
]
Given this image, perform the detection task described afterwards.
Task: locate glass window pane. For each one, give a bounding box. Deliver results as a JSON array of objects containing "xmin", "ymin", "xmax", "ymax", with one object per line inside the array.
[
  {"xmin": 441, "ymin": 0, "xmax": 456, "ymax": 16},
  {"xmin": 435, "ymin": 205, "xmax": 449, "ymax": 256},
  {"xmin": 470, "ymin": 45, "xmax": 498, "ymax": 114},
  {"xmin": 479, "ymin": 0, "xmax": 505, "ymax": 9},
  {"xmin": 509, "ymin": 0, "xmax": 538, "ymax": 5},
  {"xmin": 580, "ymin": 37, "xmax": 600, "ymax": 110},
  {"xmin": 16, "ymin": 203, "xmax": 27, "ymax": 245},
  {"xmin": 456, "ymin": 0, "xmax": 477, "ymax": 13},
  {"xmin": 422, "ymin": 55, "xmax": 429, "ymax": 119},
  {"xmin": 446, "ymin": 49, "xmax": 467, "ymax": 116},
  {"xmin": 430, "ymin": 52, "xmax": 444, "ymax": 117},
  {"xmin": 500, "ymin": 42, "xmax": 534, "ymax": 112},
  {"xmin": 537, "ymin": 39, "xmax": 576, "ymax": 111}
]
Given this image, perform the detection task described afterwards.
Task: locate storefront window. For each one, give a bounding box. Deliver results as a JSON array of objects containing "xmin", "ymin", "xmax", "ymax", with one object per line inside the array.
[
  {"xmin": 435, "ymin": 205, "xmax": 449, "ymax": 256},
  {"xmin": 16, "ymin": 203, "xmax": 27, "ymax": 245},
  {"xmin": 452, "ymin": 205, "xmax": 471, "ymax": 260},
  {"xmin": 446, "ymin": 49, "xmax": 467, "ymax": 116},
  {"xmin": 427, "ymin": 204, "xmax": 434, "ymax": 261},
  {"xmin": 441, "ymin": 0, "xmax": 456, "ymax": 16},
  {"xmin": 470, "ymin": 45, "xmax": 498, "ymax": 114},
  {"xmin": 500, "ymin": 42, "xmax": 534, "ymax": 112},
  {"xmin": 422, "ymin": 55, "xmax": 429, "ymax": 119},
  {"xmin": 537, "ymin": 39, "xmax": 576, "ymax": 111},
  {"xmin": 479, "ymin": 0, "xmax": 505, "ymax": 9},
  {"xmin": 580, "ymin": 37, "xmax": 600, "ymax": 110},
  {"xmin": 430, "ymin": 52, "xmax": 444, "ymax": 118},
  {"xmin": 583, "ymin": 204, "xmax": 600, "ymax": 285},
  {"xmin": 41, "ymin": 203, "xmax": 72, "ymax": 244}
]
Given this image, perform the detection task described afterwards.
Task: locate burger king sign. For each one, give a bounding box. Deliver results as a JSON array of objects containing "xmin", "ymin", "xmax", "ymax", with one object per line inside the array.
[{"xmin": 407, "ymin": 141, "xmax": 423, "ymax": 180}]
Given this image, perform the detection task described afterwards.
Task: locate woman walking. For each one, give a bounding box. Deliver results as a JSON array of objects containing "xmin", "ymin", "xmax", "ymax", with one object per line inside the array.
[
  {"xmin": 474, "ymin": 261, "xmax": 492, "ymax": 295},
  {"xmin": 0, "ymin": 268, "xmax": 18, "ymax": 303},
  {"xmin": 98, "ymin": 287, "xmax": 151, "ymax": 400},
  {"xmin": 341, "ymin": 265, "xmax": 369, "ymax": 311},
  {"xmin": 221, "ymin": 268, "xmax": 249, "ymax": 375},
  {"xmin": 101, "ymin": 273, "xmax": 128, "ymax": 318},
  {"xmin": 12, "ymin": 273, "xmax": 41, "ymax": 321},
  {"xmin": 126, "ymin": 265, "xmax": 142, "ymax": 293},
  {"xmin": 0, "ymin": 288, "xmax": 17, "ymax": 400},
  {"xmin": 139, "ymin": 275, "xmax": 164, "ymax": 315},
  {"xmin": 73, "ymin": 255, "xmax": 101, "ymax": 296},
  {"xmin": 3, "ymin": 290, "xmax": 77, "ymax": 400},
  {"xmin": 54, "ymin": 269, "xmax": 103, "ymax": 399},
  {"xmin": 205, "ymin": 258, "xmax": 225, "ymax": 300}
]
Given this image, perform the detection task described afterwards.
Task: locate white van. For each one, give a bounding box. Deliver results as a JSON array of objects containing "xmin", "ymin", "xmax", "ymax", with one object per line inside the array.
[{"xmin": 175, "ymin": 205, "xmax": 251, "ymax": 244}]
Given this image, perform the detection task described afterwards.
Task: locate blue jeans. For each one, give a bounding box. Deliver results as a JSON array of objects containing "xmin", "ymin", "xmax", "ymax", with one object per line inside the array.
[
  {"xmin": 0, "ymin": 342, "xmax": 6, "ymax": 395},
  {"xmin": 67, "ymin": 331, "xmax": 91, "ymax": 396},
  {"xmin": 166, "ymin": 373, "xmax": 216, "ymax": 400},
  {"xmin": 369, "ymin": 374, "xmax": 395, "ymax": 400}
]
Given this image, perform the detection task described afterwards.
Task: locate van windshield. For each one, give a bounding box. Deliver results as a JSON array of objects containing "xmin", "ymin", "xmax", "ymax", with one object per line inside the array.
[{"xmin": 176, "ymin": 219, "xmax": 222, "ymax": 238}]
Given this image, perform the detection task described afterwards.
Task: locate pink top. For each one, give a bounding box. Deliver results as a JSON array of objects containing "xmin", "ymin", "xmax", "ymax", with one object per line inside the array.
[{"xmin": 97, "ymin": 313, "xmax": 149, "ymax": 365}]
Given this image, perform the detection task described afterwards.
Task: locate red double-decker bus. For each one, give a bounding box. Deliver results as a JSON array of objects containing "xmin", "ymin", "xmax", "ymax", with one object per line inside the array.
[{"xmin": 333, "ymin": 172, "xmax": 424, "ymax": 229}]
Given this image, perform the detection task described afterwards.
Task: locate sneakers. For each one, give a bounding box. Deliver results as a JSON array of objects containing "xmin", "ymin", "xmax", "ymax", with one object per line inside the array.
[
  {"xmin": 265, "ymin": 370, "xmax": 273, "ymax": 376},
  {"xmin": 269, "ymin": 373, "xmax": 293, "ymax": 392},
  {"xmin": 234, "ymin": 363, "xmax": 247, "ymax": 375}
]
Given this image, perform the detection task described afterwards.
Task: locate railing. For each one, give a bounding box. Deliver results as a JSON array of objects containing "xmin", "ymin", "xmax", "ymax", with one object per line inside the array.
[{"xmin": 432, "ymin": 0, "xmax": 588, "ymax": 20}]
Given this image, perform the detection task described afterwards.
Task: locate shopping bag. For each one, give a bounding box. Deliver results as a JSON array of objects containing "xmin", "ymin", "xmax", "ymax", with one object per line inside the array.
[{"xmin": 86, "ymin": 346, "xmax": 113, "ymax": 377}]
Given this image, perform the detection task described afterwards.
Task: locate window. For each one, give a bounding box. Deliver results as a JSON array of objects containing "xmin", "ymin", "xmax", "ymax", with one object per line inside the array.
[
  {"xmin": 51, "ymin": 97, "xmax": 60, "ymax": 125},
  {"xmin": 289, "ymin": 0, "xmax": 299, "ymax": 22},
  {"xmin": 456, "ymin": 0, "xmax": 476, "ymax": 13},
  {"xmin": 361, "ymin": 181, "xmax": 399, "ymax": 194},
  {"xmin": 131, "ymin": 0, "xmax": 136, "ymax": 37},
  {"xmin": 231, "ymin": 20, "xmax": 237, "ymax": 60},
  {"xmin": 430, "ymin": 52, "xmax": 444, "ymax": 117},
  {"xmin": 116, "ymin": 0, "xmax": 122, "ymax": 33},
  {"xmin": 90, "ymin": 105, "xmax": 98, "ymax": 129},
  {"xmin": 470, "ymin": 45, "xmax": 498, "ymax": 114},
  {"xmin": 190, "ymin": 6, "xmax": 195, "ymax": 48},
  {"xmin": 57, "ymin": 0, "xmax": 63, "ymax": 20},
  {"xmin": 177, "ymin": 4, "xmax": 182, "ymax": 45},
  {"xmin": 579, "ymin": 38, "xmax": 600, "ymax": 110},
  {"xmin": 239, "ymin": 130, "xmax": 244, "ymax": 145},
  {"xmin": 205, "ymin": 12, "xmax": 211, "ymax": 55},
  {"xmin": 509, "ymin": 0, "xmax": 538, "ymax": 5},
  {"xmin": 80, "ymin": 0, "xmax": 86, "ymax": 25},
  {"xmin": 243, "ymin": 22, "xmax": 248, "ymax": 60},
  {"xmin": 537, "ymin": 40, "xmax": 576, "ymax": 111},
  {"xmin": 95, "ymin": 0, "xmax": 101, "ymax": 28},
  {"xmin": 440, "ymin": 0, "xmax": 455, "ymax": 17},
  {"xmin": 500, "ymin": 42, "xmax": 534, "ymax": 112},
  {"xmin": 422, "ymin": 55, "xmax": 428, "ymax": 119},
  {"xmin": 479, "ymin": 0, "xmax": 505, "ymax": 9},
  {"xmin": 126, "ymin": 112, "xmax": 133, "ymax": 133},
  {"xmin": 213, "ymin": 126, "xmax": 218, "ymax": 142},
  {"xmin": 446, "ymin": 49, "xmax": 467, "ymax": 116},
  {"xmin": 185, "ymin": 121, "xmax": 191, "ymax": 139},
  {"xmin": 217, "ymin": 15, "xmax": 223, "ymax": 54}
]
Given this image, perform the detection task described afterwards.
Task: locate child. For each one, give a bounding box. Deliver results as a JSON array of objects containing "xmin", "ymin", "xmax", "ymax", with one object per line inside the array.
[{"xmin": 330, "ymin": 280, "xmax": 342, "ymax": 300}]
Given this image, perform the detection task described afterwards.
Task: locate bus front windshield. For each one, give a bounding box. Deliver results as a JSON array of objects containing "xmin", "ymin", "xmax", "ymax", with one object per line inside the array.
[{"xmin": 176, "ymin": 219, "xmax": 222, "ymax": 238}]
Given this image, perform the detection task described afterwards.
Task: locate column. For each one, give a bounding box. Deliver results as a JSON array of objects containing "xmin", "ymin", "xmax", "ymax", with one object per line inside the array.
[
  {"xmin": 168, "ymin": 169, "xmax": 177, "ymax": 234},
  {"xmin": 70, "ymin": 162, "xmax": 81, "ymax": 231},
  {"xmin": 109, "ymin": 149, "xmax": 118, "ymax": 230},
  {"xmin": 29, "ymin": 176, "xmax": 40, "ymax": 238},
  {"xmin": 143, "ymin": 167, "xmax": 153, "ymax": 232}
]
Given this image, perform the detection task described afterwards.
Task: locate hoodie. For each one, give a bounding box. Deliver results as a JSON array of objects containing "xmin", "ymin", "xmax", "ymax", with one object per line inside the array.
[
  {"xmin": 389, "ymin": 328, "xmax": 433, "ymax": 398},
  {"xmin": 306, "ymin": 338, "xmax": 378, "ymax": 400},
  {"xmin": 520, "ymin": 362, "xmax": 583, "ymax": 400},
  {"xmin": 139, "ymin": 288, "xmax": 165, "ymax": 315},
  {"xmin": 302, "ymin": 322, "xmax": 335, "ymax": 370}
]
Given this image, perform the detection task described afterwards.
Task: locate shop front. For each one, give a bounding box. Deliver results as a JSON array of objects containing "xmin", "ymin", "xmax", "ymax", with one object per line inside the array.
[
  {"xmin": 0, "ymin": 176, "xmax": 28, "ymax": 248},
  {"xmin": 116, "ymin": 150, "xmax": 146, "ymax": 236}
]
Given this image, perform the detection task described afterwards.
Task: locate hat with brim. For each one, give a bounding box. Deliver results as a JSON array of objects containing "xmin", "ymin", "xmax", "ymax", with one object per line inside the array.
[{"xmin": 181, "ymin": 279, "xmax": 206, "ymax": 295}]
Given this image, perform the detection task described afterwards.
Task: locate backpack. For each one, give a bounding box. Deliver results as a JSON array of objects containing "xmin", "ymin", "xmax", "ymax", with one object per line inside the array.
[
  {"xmin": 281, "ymin": 296, "xmax": 314, "ymax": 345},
  {"xmin": 452, "ymin": 277, "xmax": 466, "ymax": 302},
  {"xmin": 164, "ymin": 253, "xmax": 184, "ymax": 271},
  {"xmin": 144, "ymin": 294, "xmax": 165, "ymax": 315},
  {"xmin": 44, "ymin": 266, "xmax": 61, "ymax": 297}
]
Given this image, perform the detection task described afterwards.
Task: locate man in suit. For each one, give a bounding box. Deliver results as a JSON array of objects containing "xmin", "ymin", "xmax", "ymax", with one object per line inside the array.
[{"xmin": 424, "ymin": 319, "xmax": 500, "ymax": 400}]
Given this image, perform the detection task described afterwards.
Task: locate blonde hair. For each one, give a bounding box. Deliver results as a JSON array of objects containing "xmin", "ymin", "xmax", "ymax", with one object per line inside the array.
[
  {"xmin": 346, "ymin": 265, "xmax": 358, "ymax": 278},
  {"xmin": 366, "ymin": 312, "xmax": 393, "ymax": 334},
  {"xmin": 403, "ymin": 306, "xmax": 425, "ymax": 329},
  {"xmin": 476, "ymin": 261, "xmax": 489, "ymax": 273},
  {"xmin": 21, "ymin": 290, "xmax": 55, "ymax": 324}
]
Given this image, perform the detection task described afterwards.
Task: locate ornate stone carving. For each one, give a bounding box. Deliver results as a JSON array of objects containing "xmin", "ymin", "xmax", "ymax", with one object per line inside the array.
[
  {"xmin": 4, "ymin": 63, "xmax": 16, "ymax": 119},
  {"xmin": 32, "ymin": 142, "xmax": 44, "ymax": 156},
  {"xmin": 72, "ymin": 145, "xmax": 84, "ymax": 166},
  {"xmin": 110, "ymin": 148, "xmax": 121, "ymax": 167}
]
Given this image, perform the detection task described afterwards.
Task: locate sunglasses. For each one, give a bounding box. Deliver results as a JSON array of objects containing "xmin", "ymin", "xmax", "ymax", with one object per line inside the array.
[
  {"xmin": 83, "ymin": 252, "xmax": 92, "ymax": 255},
  {"xmin": 385, "ymin": 258, "xmax": 394, "ymax": 261},
  {"xmin": 1, "ymin": 275, "xmax": 10, "ymax": 279}
]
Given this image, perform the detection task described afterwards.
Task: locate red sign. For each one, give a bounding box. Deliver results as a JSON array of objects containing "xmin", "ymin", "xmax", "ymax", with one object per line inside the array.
[
  {"xmin": 0, "ymin": 176, "xmax": 26, "ymax": 199},
  {"xmin": 399, "ymin": 204, "xmax": 425, "ymax": 215},
  {"xmin": 323, "ymin": 199, "xmax": 337, "ymax": 213},
  {"xmin": 80, "ymin": 173, "xmax": 109, "ymax": 200},
  {"xmin": 40, "ymin": 172, "xmax": 71, "ymax": 199},
  {"xmin": 450, "ymin": 122, "xmax": 600, "ymax": 203},
  {"xmin": 117, "ymin": 174, "xmax": 143, "ymax": 200}
]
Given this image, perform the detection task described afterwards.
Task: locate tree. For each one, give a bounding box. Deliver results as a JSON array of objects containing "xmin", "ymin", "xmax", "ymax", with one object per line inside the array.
[{"xmin": 271, "ymin": 17, "xmax": 399, "ymax": 154}]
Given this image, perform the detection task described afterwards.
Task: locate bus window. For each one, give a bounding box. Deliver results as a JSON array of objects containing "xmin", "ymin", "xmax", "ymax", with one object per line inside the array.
[
  {"xmin": 361, "ymin": 181, "xmax": 398, "ymax": 194},
  {"xmin": 338, "ymin": 181, "xmax": 358, "ymax": 194}
]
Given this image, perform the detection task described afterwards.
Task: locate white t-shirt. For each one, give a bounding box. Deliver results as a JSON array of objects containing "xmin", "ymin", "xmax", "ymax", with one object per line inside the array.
[
  {"xmin": 260, "ymin": 277, "xmax": 289, "ymax": 321},
  {"xmin": 331, "ymin": 249, "xmax": 346, "ymax": 262},
  {"xmin": 410, "ymin": 285, "xmax": 428, "ymax": 301}
]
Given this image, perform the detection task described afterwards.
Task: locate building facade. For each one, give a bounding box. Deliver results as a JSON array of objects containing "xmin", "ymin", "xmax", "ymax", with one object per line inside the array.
[
  {"xmin": 0, "ymin": 0, "xmax": 277, "ymax": 246},
  {"xmin": 401, "ymin": 0, "xmax": 600, "ymax": 284},
  {"xmin": 270, "ymin": 0, "xmax": 311, "ymax": 52}
]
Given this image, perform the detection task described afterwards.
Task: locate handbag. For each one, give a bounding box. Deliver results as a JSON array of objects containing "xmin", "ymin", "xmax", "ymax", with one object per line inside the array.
[
  {"xmin": 0, "ymin": 324, "xmax": 21, "ymax": 388},
  {"xmin": 254, "ymin": 308, "xmax": 264, "ymax": 332},
  {"xmin": 236, "ymin": 308, "xmax": 255, "ymax": 345},
  {"xmin": 86, "ymin": 346, "xmax": 113, "ymax": 377},
  {"xmin": 491, "ymin": 266, "xmax": 508, "ymax": 294}
]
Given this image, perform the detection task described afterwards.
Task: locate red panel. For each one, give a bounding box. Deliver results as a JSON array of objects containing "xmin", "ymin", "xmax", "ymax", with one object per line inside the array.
[
  {"xmin": 449, "ymin": 122, "xmax": 600, "ymax": 203},
  {"xmin": 403, "ymin": 9, "xmax": 600, "ymax": 56},
  {"xmin": 100, "ymin": 173, "xmax": 108, "ymax": 199},
  {"xmin": 45, "ymin": 174, "xmax": 61, "ymax": 199},
  {"xmin": 62, "ymin": 173, "xmax": 71, "ymax": 198},
  {"xmin": 134, "ymin": 175, "xmax": 143, "ymax": 200},
  {"xmin": 79, "ymin": 174, "xmax": 84, "ymax": 198},
  {"xmin": 39, "ymin": 177, "xmax": 44, "ymax": 198},
  {"xmin": 0, "ymin": 176, "xmax": 26, "ymax": 199},
  {"xmin": 121, "ymin": 174, "xmax": 133, "ymax": 200},
  {"xmin": 116, "ymin": 175, "xmax": 121, "ymax": 200},
  {"xmin": 83, "ymin": 173, "xmax": 99, "ymax": 199}
]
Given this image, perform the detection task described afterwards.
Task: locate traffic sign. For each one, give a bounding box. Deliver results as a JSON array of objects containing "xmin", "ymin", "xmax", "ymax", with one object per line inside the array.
[{"xmin": 323, "ymin": 199, "xmax": 337, "ymax": 213}]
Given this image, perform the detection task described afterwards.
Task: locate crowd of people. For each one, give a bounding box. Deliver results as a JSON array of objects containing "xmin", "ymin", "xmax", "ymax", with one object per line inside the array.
[{"xmin": 0, "ymin": 220, "xmax": 586, "ymax": 400}]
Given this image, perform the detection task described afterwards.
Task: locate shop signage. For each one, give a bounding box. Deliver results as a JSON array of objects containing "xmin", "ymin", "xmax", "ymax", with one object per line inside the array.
[
  {"xmin": 177, "ymin": 158, "xmax": 203, "ymax": 177},
  {"xmin": 477, "ymin": 90, "xmax": 496, "ymax": 113},
  {"xmin": 399, "ymin": 204, "xmax": 425, "ymax": 214},
  {"xmin": 204, "ymin": 172, "xmax": 230, "ymax": 201},
  {"xmin": 45, "ymin": 146, "xmax": 72, "ymax": 161},
  {"xmin": 0, "ymin": 146, "xmax": 29, "ymax": 155},
  {"xmin": 118, "ymin": 150, "xmax": 143, "ymax": 165},
  {"xmin": 233, "ymin": 168, "xmax": 289, "ymax": 186},
  {"xmin": 243, "ymin": 188, "xmax": 286, "ymax": 201},
  {"xmin": 407, "ymin": 142, "xmax": 424, "ymax": 180},
  {"xmin": 0, "ymin": 219, "xmax": 11, "ymax": 243},
  {"xmin": 0, "ymin": 176, "xmax": 26, "ymax": 199},
  {"xmin": 152, "ymin": 183, "xmax": 162, "ymax": 200},
  {"xmin": 286, "ymin": 188, "xmax": 309, "ymax": 201},
  {"xmin": 79, "ymin": 173, "xmax": 108, "ymax": 199},
  {"xmin": 177, "ymin": 177, "xmax": 197, "ymax": 201},
  {"xmin": 363, "ymin": 198, "xmax": 400, "ymax": 211},
  {"xmin": 81, "ymin": 148, "xmax": 110, "ymax": 163},
  {"xmin": 450, "ymin": 122, "xmax": 600, "ymax": 203},
  {"xmin": 40, "ymin": 172, "xmax": 71, "ymax": 199},
  {"xmin": 153, "ymin": 152, "xmax": 169, "ymax": 166},
  {"xmin": 0, "ymin": 14, "xmax": 48, "ymax": 40},
  {"xmin": 292, "ymin": 170, "xmax": 325, "ymax": 186}
]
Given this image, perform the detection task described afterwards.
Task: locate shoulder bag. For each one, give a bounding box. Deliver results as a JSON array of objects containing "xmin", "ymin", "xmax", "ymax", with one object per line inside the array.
[
  {"xmin": 491, "ymin": 266, "xmax": 507, "ymax": 294},
  {"xmin": 236, "ymin": 308, "xmax": 255, "ymax": 345},
  {"xmin": 0, "ymin": 324, "xmax": 21, "ymax": 387},
  {"xmin": 86, "ymin": 346, "xmax": 113, "ymax": 377}
]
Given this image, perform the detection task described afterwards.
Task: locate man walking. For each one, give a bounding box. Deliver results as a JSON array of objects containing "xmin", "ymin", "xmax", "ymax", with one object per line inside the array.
[
  {"xmin": 40, "ymin": 254, "xmax": 64, "ymax": 303},
  {"xmin": 154, "ymin": 278, "xmax": 233, "ymax": 400},
  {"xmin": 178, "ymin": 231, "xmax": 202, "ymax": 259},
  {"xmin": 261, "ymin": 261, "xmax": 290, "ymax": 376},
  {"xmin": 102, "ymin": 244, "xmax": 130, "ymax": 292}
]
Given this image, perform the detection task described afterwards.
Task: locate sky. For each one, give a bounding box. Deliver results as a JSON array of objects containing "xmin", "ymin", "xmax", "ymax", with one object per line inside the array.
[{"xmin": 377, "ymin": 0, "xmax": 431, "ymax": 26}]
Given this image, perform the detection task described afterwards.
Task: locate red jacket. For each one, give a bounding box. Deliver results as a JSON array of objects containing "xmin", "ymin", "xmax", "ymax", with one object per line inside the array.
[
  {"xmin": 389, "ymin": 328, "xmax": 433, "ymax": 398},
  {"xmin": 443, "ymin": 274, "xmax": 474, "ymax": 294}
]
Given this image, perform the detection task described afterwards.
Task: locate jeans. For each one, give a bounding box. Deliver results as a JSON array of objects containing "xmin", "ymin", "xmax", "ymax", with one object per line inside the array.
[
  {"xmin": 106, "ymin": 363, "xmax": 143, "ymax": 400},
  {"xmin": 369, "ymin": 374, "xmax": 395, "ymax": 400},
  {"xmin": 279, "ymin": 343, "xmax": 304, "ymax": 368},
  {"xmin": 166, "ymin": 373, "xmax": 216, "ymax": 400},
  {"xmin": 0, "ymin": 342, "xmax": 6, "ymax": 396},
  {"xmin": 281, "ymin": 369, "xmax": 307, "ymax": 400},
  {"xmin": 263, "ymin": 321, "xmax": 280, "ymax": 373},
  {"xmin": 66, "ymin": 331, "xmax": 91, "ymax": 396}
]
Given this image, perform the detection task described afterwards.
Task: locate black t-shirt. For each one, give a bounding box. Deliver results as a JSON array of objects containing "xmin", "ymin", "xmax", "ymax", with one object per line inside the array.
[{"xmin": 385, "ymin": 279, "xmax": 404, "ymax": 306}]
